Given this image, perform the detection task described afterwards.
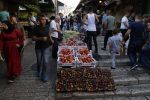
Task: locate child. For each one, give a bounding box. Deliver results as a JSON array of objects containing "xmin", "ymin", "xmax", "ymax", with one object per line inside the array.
[{"xmin": 108, "ymin": 30, "xmax": 122, "ymax": 69}]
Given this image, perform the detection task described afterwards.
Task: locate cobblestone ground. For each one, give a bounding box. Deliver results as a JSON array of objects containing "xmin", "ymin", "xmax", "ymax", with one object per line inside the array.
[
  {"xmin": 0, "ymin": 42, "xmax": 56, "ymax": 100},
  {"xmin": 0, "ymin": 36, "xmax": 150, "ymax": 100}
]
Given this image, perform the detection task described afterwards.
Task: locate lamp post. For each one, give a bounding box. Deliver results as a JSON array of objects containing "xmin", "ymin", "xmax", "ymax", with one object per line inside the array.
[{"xmin": 55, "ymin": 0, "xmax": 58, "ymax": 15}]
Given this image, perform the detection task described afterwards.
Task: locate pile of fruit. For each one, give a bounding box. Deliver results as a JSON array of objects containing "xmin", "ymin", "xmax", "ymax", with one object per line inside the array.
[
  {"xmin": 57, "ymin": 46, "xmax": 96, "ymax": 68},
  {"xmin": 76, "ymin": 55, "xmax": 96, "ymax": 68},
  {"xmin": 77, "ymin": 48, "xmax": 90, "ymax": 55},
  {"xmin": 58, "ymin": 48, "xmax": 74, "ymax": 56},
  {"xmin": 78, "ymin": 56, "xmax": 94, "ymax": 63},
  {"xmin": 56, "ymin": 68, "xmax": 116, "ymax": 92},
  {"xmin": 59, "ymin": 55, "xmax": 75, "ymax": 63},
  {"xmin": 56, "ymin": 32, "xmax": 115, "ymax": 93},
  {"xmin": 64, "ymin": 39, "xmax": 76, "ymax": 46},
  {"xmin": 60, "ymin": 36, "xmax": 87, "ymax": 47},
  {"xmin": 57, "ymin": 31, "xmax": 96, "ymax": 68}
]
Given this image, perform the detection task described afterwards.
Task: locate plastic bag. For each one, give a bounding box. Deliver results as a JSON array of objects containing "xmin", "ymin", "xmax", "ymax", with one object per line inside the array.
[
  {"xmin": 0, "ymin": 53, "xmax": 4, "ymax": 63},
  {"xmin": 120, "ymin": 45, "xmax": 125, "ymax": 56}
]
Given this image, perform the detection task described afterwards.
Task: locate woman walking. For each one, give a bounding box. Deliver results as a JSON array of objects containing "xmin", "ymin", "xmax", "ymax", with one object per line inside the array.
[{"xmin": 0, "ymin": 20, "xmax": 24, "ymax": 83}]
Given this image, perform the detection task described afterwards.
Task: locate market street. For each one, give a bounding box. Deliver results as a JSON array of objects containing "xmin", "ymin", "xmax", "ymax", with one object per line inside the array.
[{"xmin": 0, "ymin": 36, "xmax": 150, "ymax": 100}]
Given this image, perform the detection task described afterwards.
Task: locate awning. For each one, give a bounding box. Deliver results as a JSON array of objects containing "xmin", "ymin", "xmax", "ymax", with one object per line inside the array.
[
  {"xmin": 52, "ymin": 0, "xmax": 56, "ymax": 5},
  {"xmin": 58, "ymin": 0, "xmax": 81, "ymax": 16}
]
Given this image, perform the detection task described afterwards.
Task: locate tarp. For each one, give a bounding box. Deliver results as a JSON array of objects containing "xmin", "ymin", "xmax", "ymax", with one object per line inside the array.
[{"xmin": 58, "ymin": 0, "xmax": 81, "ymax": 16}]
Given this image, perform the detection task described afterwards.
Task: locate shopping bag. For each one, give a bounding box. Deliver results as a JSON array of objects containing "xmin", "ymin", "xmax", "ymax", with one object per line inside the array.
[
  {"xmin": 120, "ymin": 44, "xmax": 125, "ymax": 56},
  {"xmin": 58, "ymin": 32, "xmax": 63, "ymax": 42}
]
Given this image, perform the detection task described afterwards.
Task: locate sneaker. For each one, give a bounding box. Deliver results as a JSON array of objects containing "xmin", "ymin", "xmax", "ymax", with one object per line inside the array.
[
  {"xmin": 111, "ymin": 67, "xmax": 116, "ymax": 69},
  {"xmin": 116, "ymin": 52, "xmax": 119, "ymax": 54},
  {"xmin": 37, "ymin": 72, "xmax": 41, "ymax": 77},
  {"xmin": 130, "ymin": 64, "xmax": 138, "ymax": 70},
  {"xmin": 8, "ymin": 80, "xmax": 14, "ymax": 83},
  {"xmin": 7, "ymin": 76, "xmax": 16, "ymax": 83},
  {"xmin": 41, "ymin": 76, "xmax": 48, "ymax": 82},
  {"xmin": 41, "ymin": 78, "xmax": 48, "ymax": 82},
  {"xmin": 101, "ymin": 48, "xmax": 106, "ymax": 51}
]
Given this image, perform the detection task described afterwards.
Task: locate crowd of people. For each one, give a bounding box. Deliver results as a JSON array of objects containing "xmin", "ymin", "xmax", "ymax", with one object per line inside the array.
[{"xmin": 0, "ymin": 7, "xmax": 150, "ymax": 83}]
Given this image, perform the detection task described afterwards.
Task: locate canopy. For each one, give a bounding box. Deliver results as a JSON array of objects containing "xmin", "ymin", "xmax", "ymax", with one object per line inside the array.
[{"xmin": 58, "ymin": 0, "xmax": 81, "ymax": 16}]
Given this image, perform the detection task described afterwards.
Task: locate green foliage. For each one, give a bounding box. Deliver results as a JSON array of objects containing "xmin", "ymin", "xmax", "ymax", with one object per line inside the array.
[
  {"xmin": 18, "ymin": 0, "xmax": 39, "ymax": 5},
  {"xmin": 63, "ymin": 31, "xmax": 79, "ymax": 40},
  {"xmin": 5, "ymin": 0, "xmax": 55, "ymax": 13},
  {"xmin": 18, "ymin": 11, "xmax": 28, "ymax": 19},
  {"xmin": 39, "ymin": 3, "xmax": 54, "ymax": 12},
  {"xmin": 23, "ymin": 4, "xmax": 40, "ymax": 13}
]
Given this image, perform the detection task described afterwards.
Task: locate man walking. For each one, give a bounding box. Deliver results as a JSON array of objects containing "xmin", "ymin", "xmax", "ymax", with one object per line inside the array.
[
  {"xmin": 50, "ymin": 16, "xmax": 61, "ymax": 59},
  {"xmin": 120, "ymin": 10, "xmax": 130, "ymax": 37},
  {"xmin": 101, "ymin": 10, "xmax": 116, "ymax": 50},
  {"xmin": 33, "ymin": 14, "xmax": 53, "ymax": 82},
  {"xmin": 86, "ymin": 7, "xmax": 99, "ymax": 53},
  {"xmin": 122, "ymin": 14, "xmax": 146, "ymax": 70}
]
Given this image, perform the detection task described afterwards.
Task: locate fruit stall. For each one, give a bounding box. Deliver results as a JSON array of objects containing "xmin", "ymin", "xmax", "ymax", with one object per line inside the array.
[{"xmin": 56, "ymin": 31, "xmax": 116, "ymax": 92}]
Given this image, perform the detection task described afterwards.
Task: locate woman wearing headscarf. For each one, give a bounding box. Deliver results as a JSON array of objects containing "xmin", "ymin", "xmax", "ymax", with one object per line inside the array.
[{"xmin": 0, "ymin": 18, "xmax": 24, "ymax": 83}]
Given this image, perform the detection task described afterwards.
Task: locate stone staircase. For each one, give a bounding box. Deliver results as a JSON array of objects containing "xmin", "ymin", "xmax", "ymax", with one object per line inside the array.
[{"xmin": 55, "ymin": 36, "xmax": 150, "ymax": 100}]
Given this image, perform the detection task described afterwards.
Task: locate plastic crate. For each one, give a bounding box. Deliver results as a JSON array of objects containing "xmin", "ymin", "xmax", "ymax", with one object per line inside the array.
[
  {"xmin": 57, "ymin": 56, "xmax": 76, "ymax": 68},
  {"xmin": 76, "ymin": 57, "xmax": 97, "ymax": 68},
  {"xmin": 57, "ymin": 47, "xmax": 75, "ymax": 57},
  {"xmin": 76, "ymin": 49, "xmax": 92, "ymax": 57}
]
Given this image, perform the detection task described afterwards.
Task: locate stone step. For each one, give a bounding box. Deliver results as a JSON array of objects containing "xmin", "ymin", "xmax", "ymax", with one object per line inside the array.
[
  {"xmin": 114, "ymin": 73, "xmax": 150, "ymax": 86},
  {"xmin": 96, "ymin": 67, "xmax": 150, "ymax": 86},
  {"xmin": 92, "ymin": 46, "xmax": 128, "ymax": 59},
  {"xmin": 56, "ymin": 84, "xmax": 150, "ymax": 100},
  {"xmin": 97, "ymin": 58, "xmax": 129, "ymax": 67},
  {"xmin": 98, "ymin": 54, "xmax": 128, "ymax": 59},
  {"xmin": 110, "ymin": 67, "xmax": 147, "ymax": 77},
  {"xmin": 55, "ymin": 96, "xmax": 150, "ymax": 100}
]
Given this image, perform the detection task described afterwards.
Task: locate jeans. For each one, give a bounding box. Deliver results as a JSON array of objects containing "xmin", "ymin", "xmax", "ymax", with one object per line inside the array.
[
  {"xmin": 35, "ymin": 47, "xmax": 50, "ymax": 79},
  {"xmin": 103, "ymin": 30, "xmax": 113, "ymax": 49},
  {"xmin": 127, "ymin": 41, "xmax": 143, "ymax": 66},
  {"xmin": 52, "ymin": 37, "xmax": 58, "ymax": 59},
  {"xmin": 87, "ymin": 31, "xmax": 98, "ymax": 52},
  {"xmin": 77, "ymin": 23, "xmax": 82, "ymax": 32},
  {"xmin": 120, "ymin": 29, "xmax": 128, "ymax": 37},
  {"xmin": 141, "ymin": 42, "xmax": 150, "ymax": 69},
  {"xmin": 111, "ymin": 52, "xmax": 116, "ymax": 68}
]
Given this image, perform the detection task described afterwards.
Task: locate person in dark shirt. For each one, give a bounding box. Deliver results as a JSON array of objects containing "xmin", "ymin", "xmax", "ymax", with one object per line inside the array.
[
  {"xmin": 122, "ymin": 14, "xmax": 146, "ymax": 70},
  {"xmin": 32, "ymin": 14, "xmax": 53, "ymax": 82},
  {"xmin": 70, "ymin": 16, "xmax": 74, "ymax": 30},
  {"xmin": 59, "ymin": 13, "xmax": 64, "ymax": 30},
  {"xmin": 128, "ymin": 12, "xmax": 136, "ymax": 23},
  {"xmin": 76, "ymin": 12, "xmax": 82, "ymax": 32},
  {"xmin": 141, "ymin": 21, "xmax": 150, "ymax": 70}
]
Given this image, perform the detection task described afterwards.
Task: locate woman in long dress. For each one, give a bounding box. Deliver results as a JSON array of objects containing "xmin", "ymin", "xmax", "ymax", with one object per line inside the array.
[{"xmin": 0, "ymin": 21, "xmax": 24, "ymax": 83}]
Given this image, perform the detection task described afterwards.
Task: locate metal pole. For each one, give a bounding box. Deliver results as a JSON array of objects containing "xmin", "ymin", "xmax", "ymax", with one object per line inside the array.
[{"xmin": 55, "ymin": 0, "xmax": 58, "ymax": 15}]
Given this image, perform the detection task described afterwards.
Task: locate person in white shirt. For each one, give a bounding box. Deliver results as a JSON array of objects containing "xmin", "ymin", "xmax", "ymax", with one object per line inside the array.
[
  {"xmin": 50, "ymin": 16, "xmax": 61, "ymax": 59},
  {"xmin": 120, "ymin": 10, "xmax": 130, "ymax": 37},
  {"xmin": 86, "ymin": 7, "xmax": 99, "ymax": 53},
  {"xmin": 108, "ymin": 29, "xmax": 122, "ymax": 69},
  {"xmin": 28, "ymin": 12, "xmax": 37, "ymax": 26}
]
